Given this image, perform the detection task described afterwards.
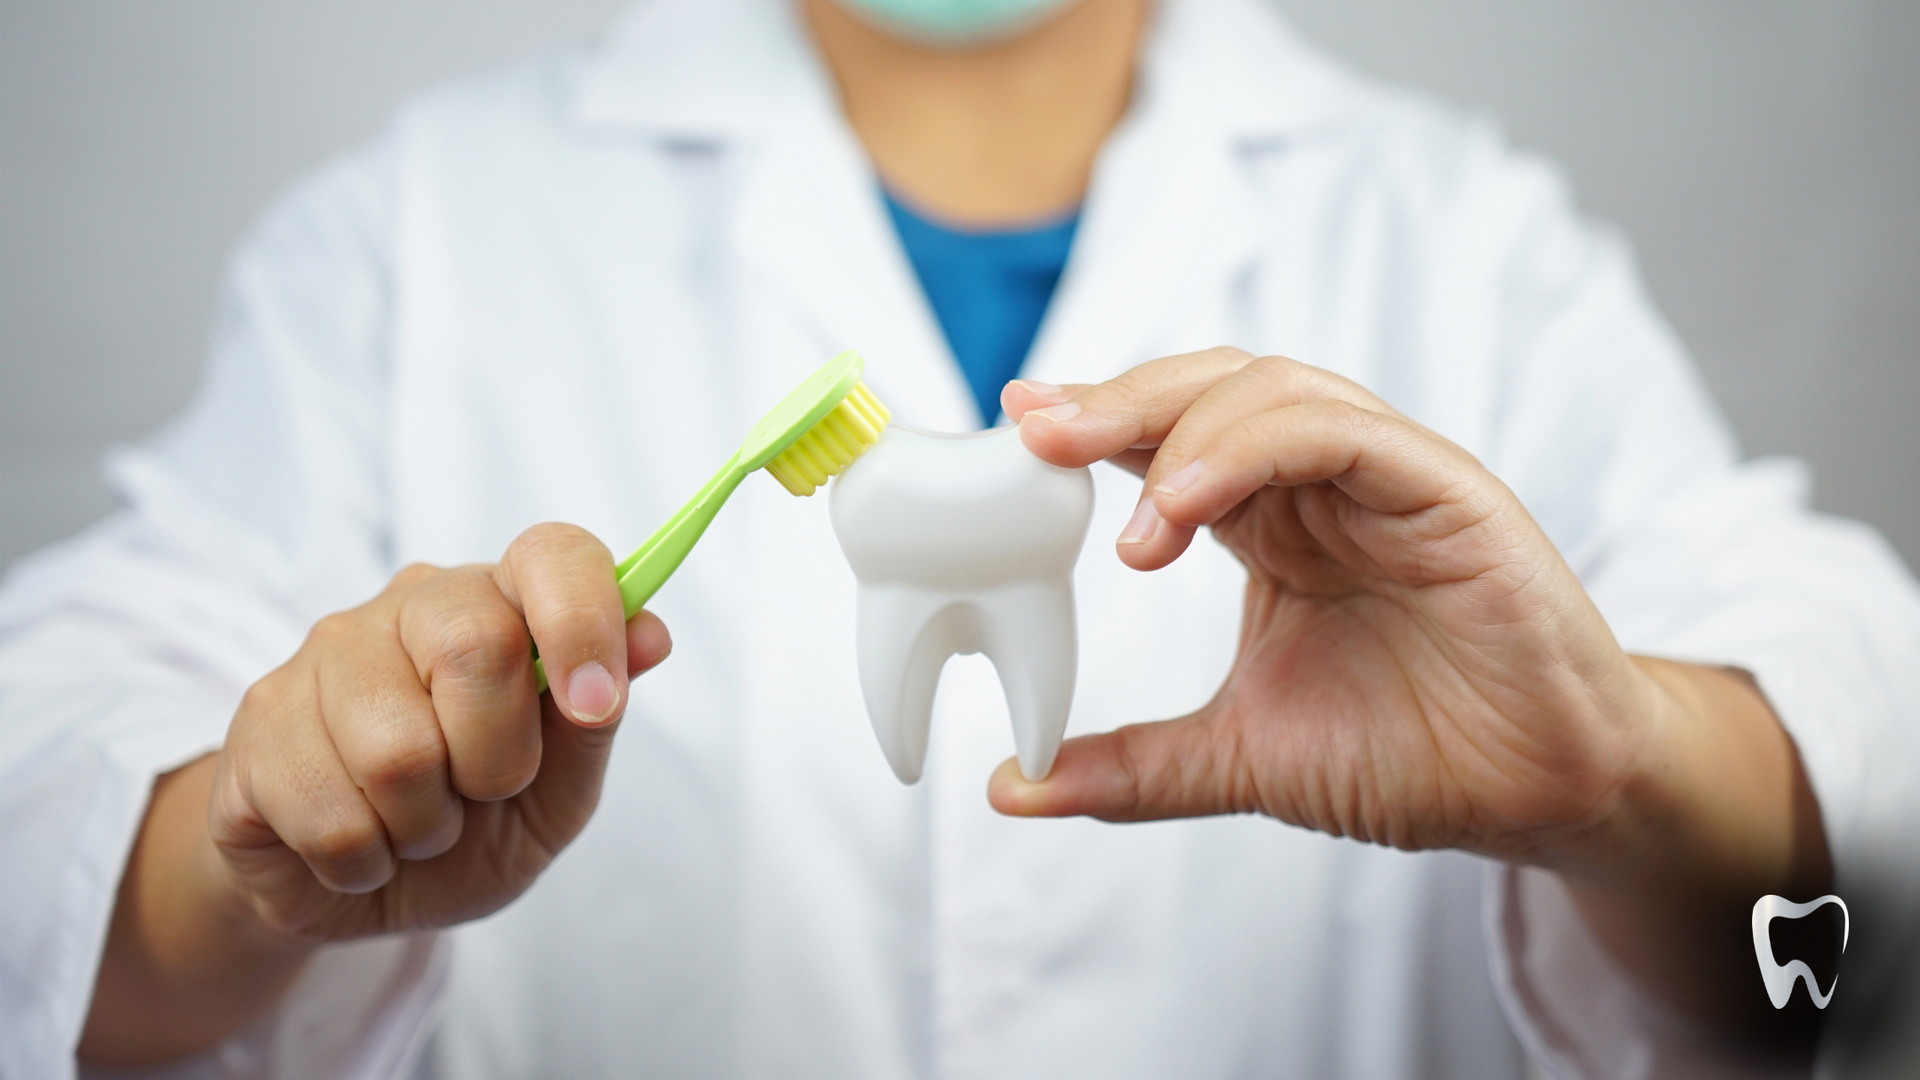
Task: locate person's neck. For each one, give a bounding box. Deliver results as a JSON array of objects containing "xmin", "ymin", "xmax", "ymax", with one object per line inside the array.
[{"xmin": 802, "ymin": 0, "xmax": 1149, "ymax": 229}]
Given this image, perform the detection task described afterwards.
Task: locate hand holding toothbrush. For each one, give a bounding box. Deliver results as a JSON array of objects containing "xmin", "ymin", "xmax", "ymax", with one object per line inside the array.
[
  {"xmin": 83, "ymin": 352, "xmax": 887, "ymax": 1065},
  {"xmin": 82, "ymin": 524, "xmax": 671, "ymax": 1064},
  {"xmin": 210, "ymin": 524, "xmax": 672, "ymax": 939}
]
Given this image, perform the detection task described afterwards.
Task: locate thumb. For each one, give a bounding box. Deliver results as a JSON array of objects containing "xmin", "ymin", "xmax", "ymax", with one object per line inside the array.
[
  {"xmin": 986, "ymin": 714, "xmax": 1251, "ymax": 822},
  {"xmin": 514, "ymin": 610, "xmax": 670, "ymax": 849}
]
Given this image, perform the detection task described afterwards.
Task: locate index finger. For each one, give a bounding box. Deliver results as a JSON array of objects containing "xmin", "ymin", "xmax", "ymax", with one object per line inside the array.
[
  {"xmin": 1017, "ymin": 350, "xmax": 1400, "ymax": 478},
  {"xmin": 495, "ymin": 523, "xmax": 629, "ymax": 728},
  {"xmin": 1014, "ymin": 347, "xmax": 1256, "ymax": 469}
]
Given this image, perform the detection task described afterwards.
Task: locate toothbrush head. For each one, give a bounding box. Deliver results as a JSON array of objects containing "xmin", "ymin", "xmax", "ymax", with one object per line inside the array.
[{"xmin": 749, "ymin": 351, "xmax": 892, "ymax": 497}]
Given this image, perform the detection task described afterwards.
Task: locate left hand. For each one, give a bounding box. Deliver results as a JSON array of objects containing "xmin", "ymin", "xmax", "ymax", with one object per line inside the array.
[{"xmin": 991, "ymin": 349, "xmax": 1819, "ymax": 910}]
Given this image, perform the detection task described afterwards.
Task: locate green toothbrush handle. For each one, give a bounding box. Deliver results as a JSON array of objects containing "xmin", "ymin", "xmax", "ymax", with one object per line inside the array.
[
  {"xmin": 613, "ymin": 456, "xmax": 749, "ymax": 616},
  {"xmin": 534, "ymin": 454, "xmax": 748, "ymax": 694}
]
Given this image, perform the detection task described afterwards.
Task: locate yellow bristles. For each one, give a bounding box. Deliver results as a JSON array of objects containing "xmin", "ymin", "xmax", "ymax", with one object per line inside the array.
[{"xmin": 764, "ymin": 381, "xmax": 891, "ymax": 496}]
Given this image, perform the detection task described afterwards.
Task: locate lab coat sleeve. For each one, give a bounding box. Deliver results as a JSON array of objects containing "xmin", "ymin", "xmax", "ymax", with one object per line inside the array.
[
  {"xmin": 0, "ymin": 135, "xmax": 443, "ymax": 1079},
  {"xmin": 1455, "ymin": 122, "xmax": 1920, "ymax": 1078}
]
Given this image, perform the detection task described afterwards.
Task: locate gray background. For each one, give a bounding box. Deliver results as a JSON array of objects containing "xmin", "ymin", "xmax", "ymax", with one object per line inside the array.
[{"xmin": 1, "ymin": 0, "xmax": 1916, "ymax": 1071}]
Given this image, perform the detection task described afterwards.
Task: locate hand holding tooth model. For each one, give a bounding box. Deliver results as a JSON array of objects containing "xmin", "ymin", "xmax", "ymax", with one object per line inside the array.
[{"xmin": 993, "ymin": 348, "xmax": 1832, "ymax": 1025}]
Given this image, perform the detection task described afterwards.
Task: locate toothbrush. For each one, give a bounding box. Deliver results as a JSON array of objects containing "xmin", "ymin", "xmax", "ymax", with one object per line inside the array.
[{"xmin": 535, "ymin": 349, "xmax": 891, "ymax": 691}]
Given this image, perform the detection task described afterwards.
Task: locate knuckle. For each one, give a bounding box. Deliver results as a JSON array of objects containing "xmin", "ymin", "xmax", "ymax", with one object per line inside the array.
[
  {"xmin": 394, "ymin": 802, "xmax": 464, "ymax": 861},
  {"xmin": 1114, "ymin": 726, "xmax": 1163, "ymax": 820},
  {"xmin": 1326, "ymin": 402, "xmax": 1379, "ymax": 448},
  {"xmin": 390, "ymin": 562, "xmax": 441, "ymax": 591},
  {"xmin": 234, "ymin": 660, "xmax": 314, "ymax": 735},
  {"xmin": 303, "ymin": 817, "xmax": 390, "ymax": 886},
  {"xmin": 1320, "ymin": 397, "xmax": 1370, "ymax": 427},
  {"xmin": 1107, "ymin": 363, "xmax": 1165, "ymax": 404},
  {"xmin": 1251, "ymin": 356, "xmax": 1333, "ymax": 405},
  {"xmin": 205, "ymin": 757, "xmax": 264, "ymax": 842},
  {"xmin": 1205, "ymin": 345, "xmax": 1258, "ymax": 369},
  {"xmin": 361, "ymin": 729, "xmax": 448, "ymax": 792},
  {"xmin": 396, "ymin": 561, "xmax": 442, "ymax": 585},
  {"xmin": 540, "ymin": 597, "xmax": 620, "ymax": 639},
  {"xmin": 431, "ymin": 610, "xmax": 528, "ymax": 684},
  {"xmin": 441, "ymin": 563, "xmax": 502, "ymax": 599},
  {"xmin": 509, "ymin": 521, "xmax": 603, "ymax": 564},
  {"xmin": 249, "ymin": 895, "xmax": 322, "ymax": 941},
  {"xmin": 1246, "ymin": 353, "xmax": 1299, "ymax": 383},
  {"xmin": 236, "ymin": 673, "xmax": 287, "ymax": 723},
  {"xmin": 310, "ymin": 818, "xmax": 383, "ymax": 864},
  {"xmin": 306, "ymin": 610, "xmax": 361, "ymax": 651},
  {"xmin": 457, "ymin": 759, "xmax": 540, "ymax": 802}
]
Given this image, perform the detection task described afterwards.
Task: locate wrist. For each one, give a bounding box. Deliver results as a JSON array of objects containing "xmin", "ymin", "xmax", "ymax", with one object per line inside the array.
[
  {"xmin": 1537, "ymin": 657, "xmax": 1832, "ymax": 1025},
  {"xmin": 1556, "ymin": 658, "xmax": 1812, "ymax": 897}
]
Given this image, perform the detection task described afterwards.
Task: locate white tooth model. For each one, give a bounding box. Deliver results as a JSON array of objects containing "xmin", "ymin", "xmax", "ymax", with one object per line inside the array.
[{"xmin": 830, "ymin": 425, "xmax": 1095, "ymax": 784}]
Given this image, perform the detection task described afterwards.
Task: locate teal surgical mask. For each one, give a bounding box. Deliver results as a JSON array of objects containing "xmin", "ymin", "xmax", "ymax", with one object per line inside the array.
[{"xmin": 835, "ymin": 0, "xmax": 1080, "ymax": 46}]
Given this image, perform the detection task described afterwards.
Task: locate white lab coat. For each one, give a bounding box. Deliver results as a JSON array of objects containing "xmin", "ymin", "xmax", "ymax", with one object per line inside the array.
[{"xmin": 3, "ymin": 0, "xmax": 1918, "ymax": 1077}]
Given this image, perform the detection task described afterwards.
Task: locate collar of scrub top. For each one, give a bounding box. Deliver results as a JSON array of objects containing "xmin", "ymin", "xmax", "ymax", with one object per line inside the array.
[
  {"xmin": 567, "ymin": 0, "xmax": 1381, "ymax": 147},
  {"xmin": 882, "ymin": 190, "xmax": 1082, "ymax": 428},
  {"xmin": 561, "ymin": 0, "xmax": 1392, "ymax": 434}
]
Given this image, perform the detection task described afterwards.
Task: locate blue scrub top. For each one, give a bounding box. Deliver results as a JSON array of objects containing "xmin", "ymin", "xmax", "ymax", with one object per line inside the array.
[{"xmin": 883, "ymin": 191, "xmax": 1080, "ymax": 428}]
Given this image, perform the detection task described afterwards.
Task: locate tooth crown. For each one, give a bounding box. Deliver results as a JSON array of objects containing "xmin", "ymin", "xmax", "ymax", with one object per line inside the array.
[
  {"xmin": 830, "ymin": 426, "xmax": 1095, "ymax": 784},
  {"xmin": 832, "ymin": 427, "xmax": 1092, "ymax": 588}
]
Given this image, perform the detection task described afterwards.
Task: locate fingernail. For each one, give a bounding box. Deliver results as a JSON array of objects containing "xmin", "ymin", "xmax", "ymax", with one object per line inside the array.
[
  {"xmin": 1118, "ymin": 496, "xmax": 1161, "ymax": 546},
  {"xmin": 1155, "ymin": 460, "xmax": 1206, "ymax": 498},
  {"xmin": 1013, "ymin": 379, "xmax": 1066, "ymax": 398},
  {"xmin": 1027, "ymin": 401, "xmax": 1082, "ymax": 424},
  {"xmin": 566, "ymin": 661, "xmax": 621, "ymax": 724}
]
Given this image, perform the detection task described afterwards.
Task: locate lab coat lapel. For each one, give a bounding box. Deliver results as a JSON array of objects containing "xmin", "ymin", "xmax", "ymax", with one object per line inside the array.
[
  {"xmin": 727, "ymin": 115, "xmax": 977, "ymax": 433},
  {"xmin": 568, "ymin": 0, "xmax": 1371, "ymax": 430},
  {"xmin": 1025, "ymin": 114, "xmax": 1267, "ymax": 388},
  {"xmin": 571, "ymin": 0, "xmax": 974, "ymax": 431},
  {"xmin": 1023, "ymin": 0, "xmax": 1372, "ymax": 388}
]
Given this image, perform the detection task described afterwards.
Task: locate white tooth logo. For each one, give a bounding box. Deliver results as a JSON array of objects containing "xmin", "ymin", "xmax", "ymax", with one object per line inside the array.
[
  {"xmin": 830, "ymin": 425, "xmax": 1095, "ymax": 784},
  {"xmin": 1751, "ymin": 894, "xmax": 1848, "ymax": 1009}
]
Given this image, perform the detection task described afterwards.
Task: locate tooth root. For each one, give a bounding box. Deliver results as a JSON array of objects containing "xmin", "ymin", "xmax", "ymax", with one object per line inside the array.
[
  {"xmin": 854, "ymin": 585, "xmax": 981, "ymax": 784},
  {"xmin": 853, "ymin": 582, "xmax": 1078, "ymax": 784},
  {"xmin": 978, "ymin": 581, "xmax": 1078, "ymax": 781}
]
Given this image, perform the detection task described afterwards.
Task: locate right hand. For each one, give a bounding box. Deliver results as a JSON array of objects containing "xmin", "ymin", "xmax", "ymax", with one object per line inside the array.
[
  {"xmin": 81, "ymin": 523, "xmax": 670, "ymax": 1064},
  {"xmin": 211, "ymin": 522, "xmax": 670, "ymax": 940}
]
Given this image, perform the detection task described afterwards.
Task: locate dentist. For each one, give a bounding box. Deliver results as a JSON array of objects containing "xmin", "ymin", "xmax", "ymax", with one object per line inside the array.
[{"xmin": 4, "ymin": 0, "xmax": 1918, "ymax": 1078}]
